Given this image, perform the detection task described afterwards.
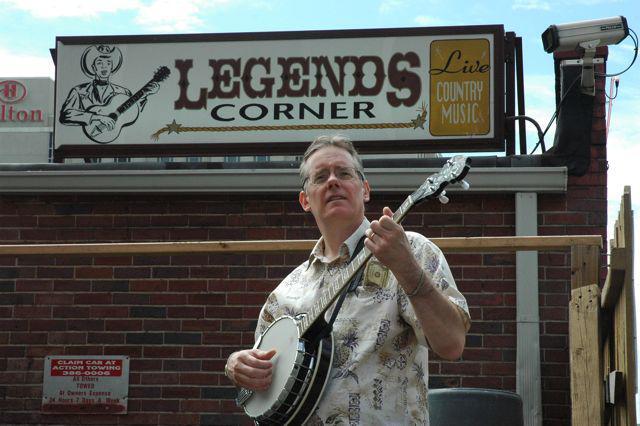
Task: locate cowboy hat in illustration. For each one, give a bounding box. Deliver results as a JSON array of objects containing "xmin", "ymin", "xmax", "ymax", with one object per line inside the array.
[{"xmin": 80, "ymin": 45, "xmax": 123, "ymax": 78}]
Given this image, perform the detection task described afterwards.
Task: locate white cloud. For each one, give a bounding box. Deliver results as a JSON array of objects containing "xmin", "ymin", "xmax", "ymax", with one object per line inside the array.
[
  {"xmin": 379, "ymin": 0, "xmax": 405, "ymax": 14},
  {"xmin": 561, "ymin": 0, "xmax": 621, "ymax": 4},
  {"xmin": 0, "ymin": 0, "xmax": 235, "ymax": 32},
  {"xmin": 414, "ymin": 15, "xmax": 445, "ymax": 27},
  {"xmin": 0, "ymin": 46, "xmax": 54, "ymax": 78},
  {"xmin": 0, "ymin": 0, "xmax": 140, "ymax": 18},
  {"xmin": 512, "ymin": 0, "xmax": 550, "ymax": 10},
  {"xmin": 135, "ymin": 0, "xmax": 208, "ymax": 33}
]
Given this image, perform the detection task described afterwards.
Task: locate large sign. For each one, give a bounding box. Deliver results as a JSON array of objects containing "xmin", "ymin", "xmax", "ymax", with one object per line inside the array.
[
  {"xmin": 42, "ymin": 355, "xmax": 129, "ymax": 414},
  {"xmin": 54, "ymin": 27, "xmax": 504, "ymax": 153}
]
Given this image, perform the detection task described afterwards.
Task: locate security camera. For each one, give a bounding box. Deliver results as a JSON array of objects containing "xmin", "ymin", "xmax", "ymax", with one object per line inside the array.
[{"xmin": 542, "ymin": 16, "xmax": 628, "ymax": 53}]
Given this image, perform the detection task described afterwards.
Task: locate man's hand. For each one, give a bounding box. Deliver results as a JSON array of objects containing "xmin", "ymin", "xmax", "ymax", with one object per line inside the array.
[
  {"xmin": 365, "ymin": 206, "xmax": 418, "ymax": 276},
  {"xmin": 226, "ymin": 348, "xmax": 277, "ymax": 391}
]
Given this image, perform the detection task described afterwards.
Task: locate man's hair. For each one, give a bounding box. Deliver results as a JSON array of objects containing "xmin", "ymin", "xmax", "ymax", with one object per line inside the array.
[{"xmin": 299, "ymin": 135, "xmax": 365, "ymax": 189}]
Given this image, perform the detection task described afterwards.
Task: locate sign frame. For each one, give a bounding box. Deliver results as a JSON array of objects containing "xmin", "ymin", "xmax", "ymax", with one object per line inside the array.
[
  {"xmin": 41, "ymin": 355, "xmax": 130, "ymax": 414},
  {"xmin": 53, "ymin": 26, "xmax": 505, "ymax": 161}
]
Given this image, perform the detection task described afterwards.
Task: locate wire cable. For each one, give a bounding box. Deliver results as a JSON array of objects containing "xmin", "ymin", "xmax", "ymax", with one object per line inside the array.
[
  {"xmin": 506, "ymin": 115, "xmax": 546, "ymax": 154},
  {"xmin": 595, "ymin": 27, "xmax": 638, "ymax": 78}
]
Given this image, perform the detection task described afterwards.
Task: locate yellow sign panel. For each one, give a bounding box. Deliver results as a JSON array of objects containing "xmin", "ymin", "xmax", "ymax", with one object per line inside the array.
[{"xmin": 429, "ymin": 39, "xmax": 491, "ymax": 136}]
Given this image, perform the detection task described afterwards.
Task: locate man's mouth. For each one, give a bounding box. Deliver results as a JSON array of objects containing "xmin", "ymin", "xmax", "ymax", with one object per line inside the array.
[{"xmin": 326, "ymin": 195, "xmax": 346, "ymax": 203}]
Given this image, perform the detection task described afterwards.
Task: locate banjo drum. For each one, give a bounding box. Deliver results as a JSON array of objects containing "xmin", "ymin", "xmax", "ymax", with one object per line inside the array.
[{"xmin": 237, "ymin": 315, "xmax": 334, "ymax": 425}]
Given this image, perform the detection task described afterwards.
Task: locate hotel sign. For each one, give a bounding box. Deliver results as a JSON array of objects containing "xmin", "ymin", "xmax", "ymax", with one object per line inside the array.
[
  {"xmin": 54, "ymin": 26, "xmax": 504, "ymax": 153},
  {"xmin": 0, "ymin": 80, "xmax": 46, "ymax": 124}
]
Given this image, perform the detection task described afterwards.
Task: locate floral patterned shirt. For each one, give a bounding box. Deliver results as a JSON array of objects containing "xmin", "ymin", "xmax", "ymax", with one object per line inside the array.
[{"xmin": 256, "ymin": 219, "xmax": 470, "ymax": 425}]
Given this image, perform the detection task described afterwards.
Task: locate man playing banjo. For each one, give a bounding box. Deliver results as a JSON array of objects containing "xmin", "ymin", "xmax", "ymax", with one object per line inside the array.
[{"xmin": 225, "ymin": 135, "xmax": 470, "ymax": 424}]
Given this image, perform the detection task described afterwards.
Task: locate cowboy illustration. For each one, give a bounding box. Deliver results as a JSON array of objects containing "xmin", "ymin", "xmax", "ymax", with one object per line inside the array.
[{"xmin": 59, "ymin": 44, "xmax": 168, "ymax": 144}]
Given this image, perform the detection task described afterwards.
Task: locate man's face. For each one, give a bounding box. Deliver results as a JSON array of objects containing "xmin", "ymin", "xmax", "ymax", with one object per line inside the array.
[
  {"xmin": 92, "ymin": 57, "xmax": 113, "ymax": 80},
  {"xmin": 299, "ymin": 146, "xmax": 370, "ymax": 227}
]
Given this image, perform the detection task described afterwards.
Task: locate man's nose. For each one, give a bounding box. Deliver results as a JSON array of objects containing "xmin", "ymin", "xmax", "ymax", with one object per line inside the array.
[{"xmin": 325, "ymin": 170, "xmax": 341, "ymax": 185}]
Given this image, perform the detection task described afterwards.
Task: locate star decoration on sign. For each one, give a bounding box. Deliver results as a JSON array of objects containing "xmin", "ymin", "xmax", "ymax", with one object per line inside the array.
[
  {"xmin": 165, "ymin": 119, "xmax": 183, "ymax": 134},
  {"xmin": 410, "ymin": 101, "xmax": 428, "ymax": 129}
]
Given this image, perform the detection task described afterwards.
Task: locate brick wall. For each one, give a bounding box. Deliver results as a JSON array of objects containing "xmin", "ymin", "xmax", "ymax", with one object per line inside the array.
[{"xmin": 0, "ymin": 178, "xmax": 606, "ymax": 425}]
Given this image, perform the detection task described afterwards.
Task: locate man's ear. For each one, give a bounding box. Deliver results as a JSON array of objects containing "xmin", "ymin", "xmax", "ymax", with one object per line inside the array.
[
  {"xmin": 362, "ymin": 180, "xmax": 371, "ymax": 203},
  {"xmin": 299, "ymin": 190, "xmax": 311, "ymax": 212}
]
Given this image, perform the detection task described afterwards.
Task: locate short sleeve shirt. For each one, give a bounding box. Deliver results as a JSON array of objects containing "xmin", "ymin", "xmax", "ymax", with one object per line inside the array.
[{"xmin": 256, "ymin": 219, "xmax": 470, "ymax": 425}]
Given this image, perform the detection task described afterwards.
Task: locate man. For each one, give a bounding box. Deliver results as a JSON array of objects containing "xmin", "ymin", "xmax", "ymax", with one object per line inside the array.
[
  {"xmin": 225, "ymin": 135, "xmax": 470, "ymax": 424},
  {"xmin": 59, "ymin": 44, "xmax": 158, "ymax": 136}
]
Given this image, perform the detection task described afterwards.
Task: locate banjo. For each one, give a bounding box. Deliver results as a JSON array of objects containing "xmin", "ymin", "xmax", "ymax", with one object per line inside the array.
[{"xmin": 236, "ymin": 155, "xmax": 471, "ymax": 425}]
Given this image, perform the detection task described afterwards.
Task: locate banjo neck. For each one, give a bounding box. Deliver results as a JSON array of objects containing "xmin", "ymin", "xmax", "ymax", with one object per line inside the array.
[{"xmin": 297, "ymin": 195, "xmax": 415, "ymax": 337}]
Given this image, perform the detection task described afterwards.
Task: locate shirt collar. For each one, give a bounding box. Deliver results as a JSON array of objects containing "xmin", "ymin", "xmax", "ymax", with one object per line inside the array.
[{"xmin": 307, "ymin": 218, "xmax": 370, "ymax": 268}]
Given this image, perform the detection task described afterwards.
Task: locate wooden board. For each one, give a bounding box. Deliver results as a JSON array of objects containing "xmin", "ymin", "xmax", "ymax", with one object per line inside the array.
[
  {"xmin": 0, "ymin": 235, "xmax": 602, "ymax": 256},
  {"xmin": 569, "ymin": 284, "xmax": 603, "ymax": 426}
]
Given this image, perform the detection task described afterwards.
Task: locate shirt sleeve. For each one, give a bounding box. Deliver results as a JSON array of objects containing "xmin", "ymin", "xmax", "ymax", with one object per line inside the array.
[{"xmin": 398, "ymin": 233, "xmax": 471, "ymax": 346}]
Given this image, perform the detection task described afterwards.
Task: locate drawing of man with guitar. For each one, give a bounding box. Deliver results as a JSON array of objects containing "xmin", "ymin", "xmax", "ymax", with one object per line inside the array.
[
  {"xmin": 59, "ymin": 44, "xmax": 169, "ymax": 144},
  {"xmin": 225, "ymin": 135, "xmax": 471, "ymax": 425}
]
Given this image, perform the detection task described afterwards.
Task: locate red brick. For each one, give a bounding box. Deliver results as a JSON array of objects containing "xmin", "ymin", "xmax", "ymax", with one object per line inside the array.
[
  {"xmin": 168, "ymin": 280, "xmax": 208, "ymax": 292},
  {"xmin": 181, "ymin": 399, "xmax": 220, "ymax": 412},
  {"xmin": 465, "ymin": 293, "xmax": 504, "ymax": 306},
  {"xmin": 74, "ymin": 293, "xmax": 112, "ymax": 305},
  {"xmin": 161, "ymin": 386, "xmax": 200, "ymax": 398},
  {"xmin": 203, "ymin": 332, "xmax": 242, "ymax": 345},
  {"xmin": 90, "ymin": 306, "xmax": 129, "ymax": 318},
  {"xmin": 482, "ymin": 307, "xmax": 516, "ymax": 320},
  {"xmin": 167, "ymin": 307, "xmax": 205, "ymax": 319},
  {"xmin": 29, "ymin": 319, "xmax": 66, "ymax": 331},
  {"xmin": 76, "ymin": 215, "xmax": 114, "ymax": 227},
  {"xmin": 48, "ymin": 332, "xmax": 87, "ymax": 344},
  {"xmin": 105, "ymin": 319, "xmax": 143, "ymax": 331},
  {"xmin": 481, "ymin": 362, "xmax": 515, "ymax": 376},
  {"xmin": 143, "ymin": 346, "xmax": 181, "ymax": 358},
  {"xmin": 130, "ymin": 359, "xmax": 163, "ymax": 371},
  {"xmin": 118, "ymin": 413, "xmax": 160, "ymax": 424},
  {"xmin": 182, "ymin": 319, "xmax": 220, "ymax": 332},
  {"xmin": 462, "ymin": 266, "xmax": 503, "ymax": 280},
  {"xmin": 149, "ymin": 294, "xmax": 188, "ymax": 305},
  {"xmin": 144, "ymin": 319, "xmax": 180, "ymax": 331},
  {"xmin": 484, "ymin": 335, "xmax": 516, "ymax": 348},
  {"xmin": 14, "ymin": 306, "xmax": 51, "ymax": 318},
  {"xmin": 140, "ymin": 399, "xmax": 180, "ymax": 412},
  {"xmin": 464, "ymin": 213, "xmax": 505, "ymax": 226},
  {"xmin": 36, "ymin": 267, "xmax": 74, "ymax": 279},
  {"xmin": 130, "ymin": 279, "xmax": 168, "ymax": 292},
  {"xmin": 184, "ymin": 346, "xmax": 220, "ymax": 359},
  {"xmin": 37, "ymin": 215, "xmax": 75, "ymax": 227},
  {"xmin": 440, "ymin": 362, "xmax": 481, "ymax": 375},
  {"xmin": 52, "ymin": 306, "xmax": 90, "ymax": 318},
  {"xmin": 94, "ymin": 256, "xmax": 133, "ymax": 266},
  {"xmin": 53, "ymin": 279, "xmax": 91, "ymax": 291},
  {"xmin": 158, "ymin": 413, "xmax": 200, "ymax": 425},
  {"xmin": 11, "ymin": 332, "xmax": 47, "ymax": 344}
]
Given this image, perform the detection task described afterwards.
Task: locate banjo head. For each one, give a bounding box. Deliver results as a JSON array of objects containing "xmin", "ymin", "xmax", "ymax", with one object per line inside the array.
[{"xmin": 244, "ymin": 316, "xmax": 303, "ymax": 418}]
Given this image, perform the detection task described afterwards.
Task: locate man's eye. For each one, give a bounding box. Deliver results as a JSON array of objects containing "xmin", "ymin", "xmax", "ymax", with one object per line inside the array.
[
  {"xmin": 313, "ymin": 173, "xmax": 328, "ymax": 184},
  {"xmin": 338, "ymin": 170, "xmax": 353, "ymax": 179}
]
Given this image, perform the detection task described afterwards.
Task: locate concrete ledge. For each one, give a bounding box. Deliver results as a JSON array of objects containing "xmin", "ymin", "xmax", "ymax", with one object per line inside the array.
[{"xmin": 0, "ymin": 166, "xmax": 566, "ymax": 194}]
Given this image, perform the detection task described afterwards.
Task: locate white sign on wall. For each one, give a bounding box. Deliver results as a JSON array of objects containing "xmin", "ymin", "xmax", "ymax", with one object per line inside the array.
[
  {"xmin": 42, "ymin": 355, "xmax": 129, "ymax": 414},
  {"xmin": 53, "ymin": 27, "xmax": 504, "ymax": 153}
]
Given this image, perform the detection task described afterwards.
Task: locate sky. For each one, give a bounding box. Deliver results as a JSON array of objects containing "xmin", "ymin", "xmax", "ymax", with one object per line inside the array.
[{"xmin": 1, "ymin": 0, "xmax": 639, "ymax": 409}]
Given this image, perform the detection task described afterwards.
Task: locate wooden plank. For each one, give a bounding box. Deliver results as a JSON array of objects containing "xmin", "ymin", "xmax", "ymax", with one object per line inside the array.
[
  {"xmin": 613, "ymin": 186, "xmax": 636, "ymax": 426},
  {"xmin": 0, "ymin": 235, "xmax": 602, "ymax": 256},
  {"xmin": 570, "ymin": 284, "xmax": 603, "ymax": 426},
  {"xmin": 601, "ymin": 246, "xmax": 627, "ymax": 310},
  {"xmin": 571, "ymin": 244, "xmax": 600, "ymax": 290}
]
